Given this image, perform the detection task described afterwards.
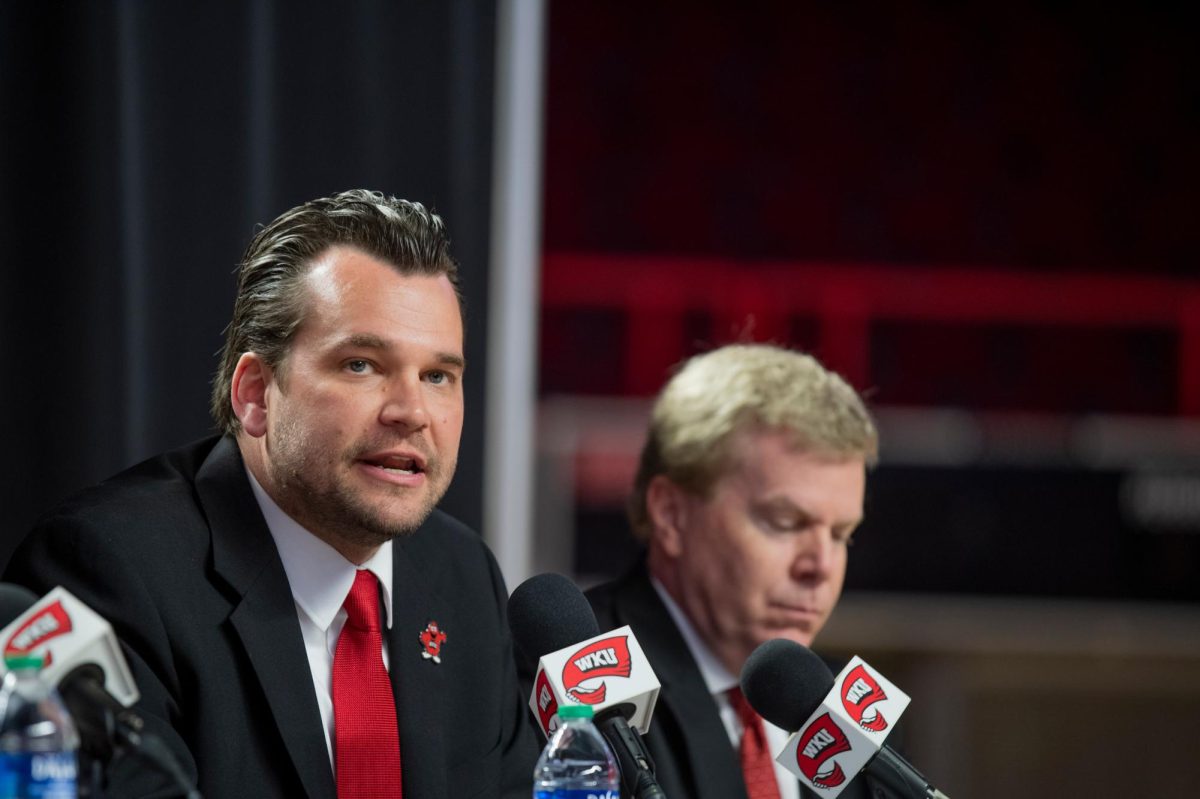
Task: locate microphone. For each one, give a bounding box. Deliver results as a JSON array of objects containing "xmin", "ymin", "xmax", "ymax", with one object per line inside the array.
[
  {"xmin": 509, "ymin": 573, "xmax": 667, "ymax": 799},
  {"xmin": 0, "ymin": 585, "xmax": 142, "ymax": 758},
  {"xmin": 741, "ymin": 639, "xmax": 949, "ymax": 799},
  {"xmin": 0, "ymin": 585, "xmax": 201, "ymax": 799}
]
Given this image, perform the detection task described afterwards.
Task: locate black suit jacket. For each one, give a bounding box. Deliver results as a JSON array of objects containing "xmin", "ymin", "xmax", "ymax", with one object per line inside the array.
[
  {"xmin": 585, "ymin": 562, "xmax": 873, "ymax": 799},
  {"xmin": 3, "ymin": 436, "xmax": 538, "ymax": 799}
]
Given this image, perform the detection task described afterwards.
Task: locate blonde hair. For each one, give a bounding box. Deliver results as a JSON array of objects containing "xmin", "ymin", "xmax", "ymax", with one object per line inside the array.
[{"xmin": 628, "ymin": 344, "xmax": 877, "ymax": 540}]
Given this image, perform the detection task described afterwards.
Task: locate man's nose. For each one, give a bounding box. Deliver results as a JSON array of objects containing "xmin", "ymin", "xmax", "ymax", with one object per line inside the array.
[
  {"xmin": 378, "ymin": 375, "xmax": 430, "ymax": 431},
  {"xmin": 790, "ymin": 528, "xmax": 836, "ymax": 582}
]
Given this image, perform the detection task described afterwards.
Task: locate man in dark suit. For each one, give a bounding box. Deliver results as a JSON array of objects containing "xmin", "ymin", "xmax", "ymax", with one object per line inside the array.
[
  {"xmin": 586, "ymin": 344, "xmax": 880, "ymax": 799},
  {"xmin": 4, "ymin": 190, "xmax": 537, "ymax": 798}
]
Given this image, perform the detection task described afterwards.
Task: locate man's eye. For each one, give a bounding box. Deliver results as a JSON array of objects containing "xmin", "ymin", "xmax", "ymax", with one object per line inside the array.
[
  {"xmin": 761, "ymin": 515, "xmax": 799, "ymax": 533},
  {"xmin": 426, "ymin": 370, "xmax": 447, "ymax": 385},
  {"xmin": 346, "ymin": 360, "xmax": 371, "ymax": 374}
]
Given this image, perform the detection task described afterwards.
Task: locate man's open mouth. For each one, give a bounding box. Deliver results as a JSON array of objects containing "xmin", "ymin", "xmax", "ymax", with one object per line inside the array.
[{"xmin": 361, "ymin": 454, "xmax": 425, "ymax": 475}]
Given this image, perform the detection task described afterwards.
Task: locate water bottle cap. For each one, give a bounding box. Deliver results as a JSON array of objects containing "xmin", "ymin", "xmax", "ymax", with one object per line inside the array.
[
  {"xmin": 556, "ymin": 704, "xmax": 594, "ymax": 720},
  {"xmin": 3, "ymin": 653, "xmax": 44, "ymax": 671}
]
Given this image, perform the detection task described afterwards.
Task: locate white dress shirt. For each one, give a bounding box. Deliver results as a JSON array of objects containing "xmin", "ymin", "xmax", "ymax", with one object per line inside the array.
[
  {"xmin": 651, "ymin": 578, "xmax": 800, "ymax": 799},
  {"xmin": 246, "ymin": 469, "xmax": 394, "ymax": 769}
]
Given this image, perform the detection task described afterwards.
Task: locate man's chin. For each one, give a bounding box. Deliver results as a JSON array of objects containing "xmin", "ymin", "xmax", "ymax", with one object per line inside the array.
[
  {"xmin": 351, "ymin": 510, "xmax": 431, "ymax": 541},
  {"xmin": 353, "ymin": 496, "xmax": 441, "ymax": 540}
]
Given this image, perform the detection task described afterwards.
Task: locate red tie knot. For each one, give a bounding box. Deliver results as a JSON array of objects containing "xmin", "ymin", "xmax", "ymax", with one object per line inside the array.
[
  {"xmin": 728, "ymin": 686, "xmax": 761, "ymax": 727},
  {"xmin": 343, "ymin": 569, "xmax": 382, "ymax": 631}
]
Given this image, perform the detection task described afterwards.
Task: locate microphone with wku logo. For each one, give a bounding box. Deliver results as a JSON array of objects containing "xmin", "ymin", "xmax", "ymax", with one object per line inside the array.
[
  {"xmin": 742, "ymin": 640, "xmax": 950, "ymax": 799},
  {"xmin": 530, "ymin": 629, "xmax": 657, "ymax": 737}
]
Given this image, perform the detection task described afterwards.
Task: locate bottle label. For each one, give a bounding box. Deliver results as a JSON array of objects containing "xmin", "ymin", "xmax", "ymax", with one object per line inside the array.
[
  {"xmin": 534, "ymin": 791, "xmax": 619, "ymax": 799},
  {"xmin": 0, "ymin": 752, "xmax": 77, "ymax": 799}
]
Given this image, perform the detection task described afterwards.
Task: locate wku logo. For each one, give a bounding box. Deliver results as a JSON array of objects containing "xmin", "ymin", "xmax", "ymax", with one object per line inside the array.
[
  {"xmin": 795, "ymin": 713, "xmax": 851, "ymax": 789},
  {"xmin": 418, "ymin": 620, "xmax": 446, "ymax": 664},
  {"xmin": 534, "ymin": 669, "xmax": 560, "ymax": 732},
  {"xmin": 841, "ymin": 665, "xmax": 889, "ymax": 731},
  {"xmin": 4, "ymin": 601, "xmax": 73, "ymax": 667},
  {"xmin": 560, "ymin": 635, "xmax": 632, "ymax": 705}
]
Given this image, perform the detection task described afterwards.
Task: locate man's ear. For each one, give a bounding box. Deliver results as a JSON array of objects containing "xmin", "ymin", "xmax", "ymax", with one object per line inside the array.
[
  {"xmin": 645, "ymin": 475, "xmax": 691, "ymax": 559},
  {"xmin": 230, "ymin": 353, "xmax": 273, "ymax": 438}
]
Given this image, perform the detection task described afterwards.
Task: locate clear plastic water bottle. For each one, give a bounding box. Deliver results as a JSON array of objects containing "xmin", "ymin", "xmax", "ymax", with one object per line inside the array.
[
  {"xmin": 533, "ymin": 704, "xmax": 620, "ymax": 799},
  {"xmin": 0, "ymin": 655, "xmax": 79, "ymax": 799}
]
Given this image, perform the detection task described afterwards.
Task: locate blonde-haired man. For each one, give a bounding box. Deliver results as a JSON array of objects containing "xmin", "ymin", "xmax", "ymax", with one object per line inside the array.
[{"xmin": 587, "ymin": 344, "xmax": 878, "ymax": 799}]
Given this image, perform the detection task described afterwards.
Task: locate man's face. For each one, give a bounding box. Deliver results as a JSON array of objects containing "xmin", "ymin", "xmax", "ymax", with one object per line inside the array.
[
  {"xmin": 258, "ymin": 246, "xmax": 464, "ymax": 554},
  {"xmin": 662, "ymin": 428, "xmax": 865, "ymax": 675}
]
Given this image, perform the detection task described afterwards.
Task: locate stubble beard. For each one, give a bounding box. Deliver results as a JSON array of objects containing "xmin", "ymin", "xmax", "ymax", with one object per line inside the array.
[{"xmin": 267, "ymin": 418, "xmax": 455, "ymax": 551}]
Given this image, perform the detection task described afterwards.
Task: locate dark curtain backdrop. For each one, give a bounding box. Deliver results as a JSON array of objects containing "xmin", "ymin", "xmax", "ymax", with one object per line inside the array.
[{"xmin": 0, "ymin": 0, "xmax": 497, "ymax": 565}]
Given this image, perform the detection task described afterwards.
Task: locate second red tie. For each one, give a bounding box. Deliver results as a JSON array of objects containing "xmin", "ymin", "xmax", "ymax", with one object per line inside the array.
[
  {"xmin": 728, "ymin": 686, "xmax": 782, "ymax": 799},
  {"xmin": 332, "ymin": 569, "xmax": 403, "ymax": 798}
]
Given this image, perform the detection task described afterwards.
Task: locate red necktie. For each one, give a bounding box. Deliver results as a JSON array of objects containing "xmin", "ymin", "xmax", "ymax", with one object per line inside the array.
[
  {"xmin": 728, "ymin": 686, "xmax": 782, "ymax": 799},
  {"xmin": 333, "ymin": 570, "xmax": 403, "ymax": 798}
]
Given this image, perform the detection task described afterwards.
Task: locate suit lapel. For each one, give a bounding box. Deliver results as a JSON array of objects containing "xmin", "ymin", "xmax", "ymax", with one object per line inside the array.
[
  {"xmin": 387, "ymin": 530, "xmax": 451, "ymax": 799},
  {"xmin": 614, "ymin": 569, "xmax": 750, "ymax": 799},
  {"xmin": 198, "ymin": 437, "xmax": 336, "ymax": 799}
]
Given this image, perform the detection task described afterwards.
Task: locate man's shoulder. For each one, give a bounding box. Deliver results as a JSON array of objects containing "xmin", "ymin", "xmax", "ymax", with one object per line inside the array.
[
  {"xmin": 4, "ymin": 437, "xmax": 234, "ymax": 599},
  {"xmin": 583, "ymin": 574, "xmax": 623, "ymax": 621},
  {"xmin": 584, "ymin": 562, "xmax": 670, "ymax": 637},
  {"xmin": 408, "ymin": 507, "xmax": 485, "ymax": 559},
  {"xmin": 399, "ymin": 508, "xmax": 506, "ymax": 593},
  {"xmin": 417, "ymin": 506, "xmax": 477, "ymax": 541},
  {"xmin": 24, "ymin": 436, "xmax": 228, "ymax": 552}
]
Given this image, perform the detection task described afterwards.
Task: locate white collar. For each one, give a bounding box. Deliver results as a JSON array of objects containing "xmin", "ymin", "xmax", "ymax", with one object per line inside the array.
[
  {"xmin": 246, "ymin": 467, "xmax": 394, "ymax": 631},
  {"xmin": 650, "ymin": 576, "xmax": 739, "ymax": 695}
]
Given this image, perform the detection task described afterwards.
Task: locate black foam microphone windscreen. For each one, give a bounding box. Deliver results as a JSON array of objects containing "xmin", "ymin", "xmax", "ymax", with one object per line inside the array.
[
  {"xmin": 740, "ymin": 638, "xmax": 836, "ymax": 732},
  {"xmin": 507, "ymin": 573, "xmax": 601, "ymax": 661}
]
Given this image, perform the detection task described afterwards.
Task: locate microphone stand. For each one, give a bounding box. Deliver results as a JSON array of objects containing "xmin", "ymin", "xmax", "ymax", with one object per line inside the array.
[
  {"xmin": 62, "ymin": 665, "xmax": 203, "ymax": 799},
  {"xmin": 867, "ymin": 747, "xmax": 951, "ymax": 799},
  {"xmin": 595, "ymin": 713, "xmax": 668, "ymax": 799}
]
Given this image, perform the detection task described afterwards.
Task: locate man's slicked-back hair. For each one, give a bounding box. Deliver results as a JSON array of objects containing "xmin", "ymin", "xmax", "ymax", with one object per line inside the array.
[
  {"xmin": 210, "ymin": 189, "xmax": 462, "ymax": 435},
  {"xmin": 628, "ymin": 344, "xmax": 878, "ymax": 541}
]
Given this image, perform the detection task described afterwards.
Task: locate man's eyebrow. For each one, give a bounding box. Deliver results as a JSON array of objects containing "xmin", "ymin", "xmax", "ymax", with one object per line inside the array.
[
  {"xmin": 337, "ymin": 334, "xmax": 466, "ymax": 369},
  {"xmin": 757, "ymin": 497, "xmax": 806, "ymax": 514},
  {"xmin": 756, "ymin": 497, "xmax": 862, "ymax": 526},
  {"xmin": 340, "ymin": 333, "xmax": 389, "ymax": 350},
  {"xmin": 436, "ymin": 352, "xmax": 467, "ymax": 370}
]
